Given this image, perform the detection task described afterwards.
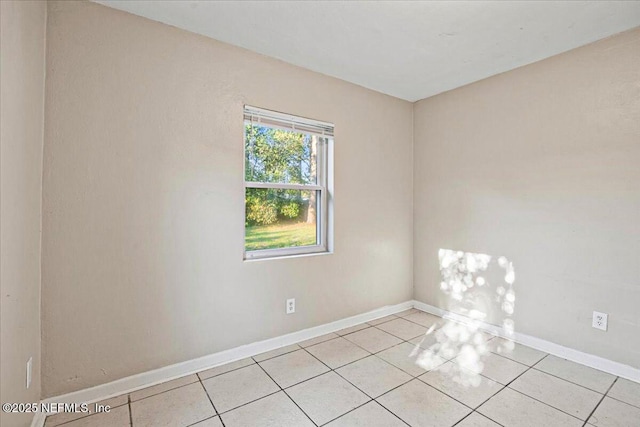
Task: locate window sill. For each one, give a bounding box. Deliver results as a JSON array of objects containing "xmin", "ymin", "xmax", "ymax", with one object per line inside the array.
[{"xmin": 243, "ymin": 249, "xmax": 332, "ymax": 263}]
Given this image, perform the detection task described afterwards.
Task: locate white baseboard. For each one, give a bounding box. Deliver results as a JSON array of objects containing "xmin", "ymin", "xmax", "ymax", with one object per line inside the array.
[
  {"xmin": 31, "ymin": 297, "xmax": 639, "ymax": 427},
  {"xmin": 30, "ymin": 412, "xmax": 46, "ymax": 427},
  {"xmin": 34, "ymin": 300, "xmax": 413, "ymax": 426},
  {"xmin": 412, "ymin": 300, "xmax": 640, "ymax": 383}
]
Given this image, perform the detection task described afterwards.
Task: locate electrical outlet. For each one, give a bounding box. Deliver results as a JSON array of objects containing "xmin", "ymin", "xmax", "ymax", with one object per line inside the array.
[
  {"xmin": 286, "ymin": 298, "xmax": 295, "ymax": 314},
  {"xmin": 592, "ymin": 311, "xmax": 608, "ymax": 331},
  {"xmin": 26, "ymin": 357, "xmax": 32, "ymax": 389}
]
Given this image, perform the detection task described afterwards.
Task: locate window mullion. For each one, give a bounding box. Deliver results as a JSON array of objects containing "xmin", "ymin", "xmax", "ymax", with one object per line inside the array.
[{"xmin": 245, "ymin": 182, "xmax": 323, "ymax": 191}]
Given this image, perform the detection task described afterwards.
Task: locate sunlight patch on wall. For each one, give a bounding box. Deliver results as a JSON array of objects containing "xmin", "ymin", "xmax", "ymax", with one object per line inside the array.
[{"xmin": 412, "ymin": 249, "xmax": 516, "ymax": 387}]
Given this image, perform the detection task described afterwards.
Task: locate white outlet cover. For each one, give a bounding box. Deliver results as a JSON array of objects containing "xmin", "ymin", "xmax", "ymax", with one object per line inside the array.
[
  {"xmin": 592, "ymin": 311, "xmax": 608, "ymax": 331},
  {"xmin": 286, "ymin": 298, "xmax": 295, "ymax": 314},
  {"xmin": 26, "ymin": 357, "xmax": 33, "ymax": 389}
]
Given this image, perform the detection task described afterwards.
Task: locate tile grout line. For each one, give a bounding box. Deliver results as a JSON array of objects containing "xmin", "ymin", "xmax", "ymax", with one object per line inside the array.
[
  {"xmin": 472, "ymin": 349, "xmax": 550, "ymax": 426},
  {"xmin": 317, "ymin": 400, "xmax": 376, "ymax": 427},
  {"xmin": 300, "ymin": 335, "xmax": 342, "ymax": 350},
  {"xmin": 370, "ymin": 322, "xmax": 430, "ymax": 342},
  {"xmin": 411, "ymin": 336, "xmax": 501, "ymax": 410},
  {"xmin": 601, "ymin": 392, "xmax": 640, "ymax": 410},
  {"xmin": 373, "ymin": 377, "xmax": 469, "ymax": 427},
  {"xmin": 208, "ymin": 389, "xmax": 284, "ymax": 417},
  {"xmin": 528, "ymin": 365, "xmax": 612, "ymax": 394},
  {"xmin": 375, "ymin": 342, "xmax": 448, "ymax": 378},
  {"xmin": 581, "ymin": 376, "xmax": 619, "ymax": 427},
  {"xmin": 257, "ymin": 329, "xmax": 432, "ymax": 395},
  {"xmin": 127, "ymin": 395, "xmax": 133, "ymax": 427},
  {"xmin": 525, "ymin": 364, "xmax": 627, "ymax": 408},
  {"xmin": 383, "ymin": 315, "xmax": 439, "ymax": 330},
  {"xmin": 288, "ymin": 319, "xmax": 501, "ymax": 425},
  {"xmin": 253, "ymin": 357, "xmax": 320, "ymax": 427},
  {"xmin": 413, "ymin": 378, "xmax": 481, "ymax": 412},
  {"xmin": 450, "ymin": 411, "xmax": 475, "ymax": 427},
  {"xmin": 199, "ymin": 364, "xmax": 289, "ymax": 419},
  {"xmin": 469, "ymin": 347, "xmax": 631, "ymax": 427},
  {"xmin": 258, "ymin": 310, "xmax": 434, "ymax": 382},
  {"xmin": 297, "ymin": 336, "xmax": 418, "ymax": 426},
  {"xmin": 323, "ymin": 399, "xmax": 412, "ymax": 427},
  {"xmin": 300, "ymin": 343, "xmax": 375, "ymax": 396},
  {"xmin": 197, "ymin": 359, "xmax": 304, "ymax": 420},
  {"xmin": 475, "ymin": 411, "xmax": 507, "ymax": 427},
  {"xmin": 329, "ymin": 328, "xmax": 398, "ymax": 353},
  {"xmin": 197, "ymin": 371, "xmax": 226, "ymax": 427},
  {"xmin": 128, "ymin": 376, "xmax": 200, "ymax": 404},
  {"xmin": 252, "ymin": 344, "xmax": 379, "ymax": 398},
  {"xmin": 366, "ymin": 335, "xmax": 499, "ymax": 425},
  {"xmin": 197, "ymin": 360, "xmax": 258, "ymax": 382},
  {"xmin": 502, "ymin": 370, "xmax": 593, "ymax": 424},
  {"xmin": 184, "ymin": 416, "xmax": 221, "ymax": 427},
  {"xmin": 411, "ymin": 352, "xmax": 515, "ymax": 417},
  {"xmin": 451, "ymin": 410, "xmax": 506, "ymax": 427},
  {"xmin": 252, "ymin": 344, "xmax": 302, "ymax": 363},
  {"xmin": 377, "ymin": 350, "xmax": 432, "ymax": 378},
  {"xmin": 528, "ymin": 361, "xmax": 617, "ymax": 396}
]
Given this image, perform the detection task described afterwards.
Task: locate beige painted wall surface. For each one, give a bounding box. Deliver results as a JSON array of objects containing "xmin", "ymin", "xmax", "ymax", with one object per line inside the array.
[
  {"xmin": 1, "ymin": 1, "xmax": 47, "ymax": 425},
  {"xmin": 42, "ymin": 1, "xmax": 413, "ymax": 397},
  {"xmin": 414, "ymin": 28, "xmax": 640, "ymax": 368}
]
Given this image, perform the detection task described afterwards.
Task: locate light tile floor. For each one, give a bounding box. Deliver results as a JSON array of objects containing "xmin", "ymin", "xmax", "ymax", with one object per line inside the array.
[{"xmin": 44, "ymin": 309, "xmax": 640, "ymax": 427}]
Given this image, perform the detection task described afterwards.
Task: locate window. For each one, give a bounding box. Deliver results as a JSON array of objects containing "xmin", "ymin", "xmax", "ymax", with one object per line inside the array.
[{"xmin": 244, "ymin": 106, "xmax": 333, "ymax": 260}]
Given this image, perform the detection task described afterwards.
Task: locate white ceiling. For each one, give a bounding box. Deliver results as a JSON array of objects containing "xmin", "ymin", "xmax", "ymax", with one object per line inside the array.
[{"xmin": 96, "ymin": 1, "xmax": 640, "ymax": 102}]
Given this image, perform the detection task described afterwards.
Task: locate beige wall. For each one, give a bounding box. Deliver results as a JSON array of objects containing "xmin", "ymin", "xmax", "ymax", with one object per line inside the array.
[
  {"xmin": 1, "ymin": 1, "xmax": 47, "ymax": 425},
  {"xmin": 41, "ymin": 1, "xmax": 413, "ymax": 397},
  {"xmin": 38, "ymin": 0, "xmax": 639, "ymax": 399},
  {"xmin": 414, "ymin": 28, "xmax": 640, "ymax": 369}
]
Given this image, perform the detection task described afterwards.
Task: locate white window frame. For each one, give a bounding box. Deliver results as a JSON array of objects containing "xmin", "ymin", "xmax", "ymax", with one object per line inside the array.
[{"xmin": 243, "ymin": 105, "xmax": 333, "ymax": 260}]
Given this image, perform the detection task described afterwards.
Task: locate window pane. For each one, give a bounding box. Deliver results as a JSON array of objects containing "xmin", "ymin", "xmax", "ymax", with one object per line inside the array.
[
  {"xmin": 245, "ymin": 124, "xmax": 322, "ymax": 185},
  {"xmin": 245, "ymin": 188, "xmax": 319, "ymax": 251}
]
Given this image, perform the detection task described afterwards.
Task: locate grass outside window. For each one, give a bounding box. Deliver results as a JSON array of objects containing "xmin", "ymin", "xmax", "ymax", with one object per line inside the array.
[{"xmin": 245, "ymin": 222, "xmax": 316, "ymax": 251}]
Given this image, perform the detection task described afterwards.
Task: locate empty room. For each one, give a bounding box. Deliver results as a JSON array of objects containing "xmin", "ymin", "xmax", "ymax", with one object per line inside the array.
[{"xmin": 2, "ymin": 1, "xmax": 639, "ymax": 426}]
